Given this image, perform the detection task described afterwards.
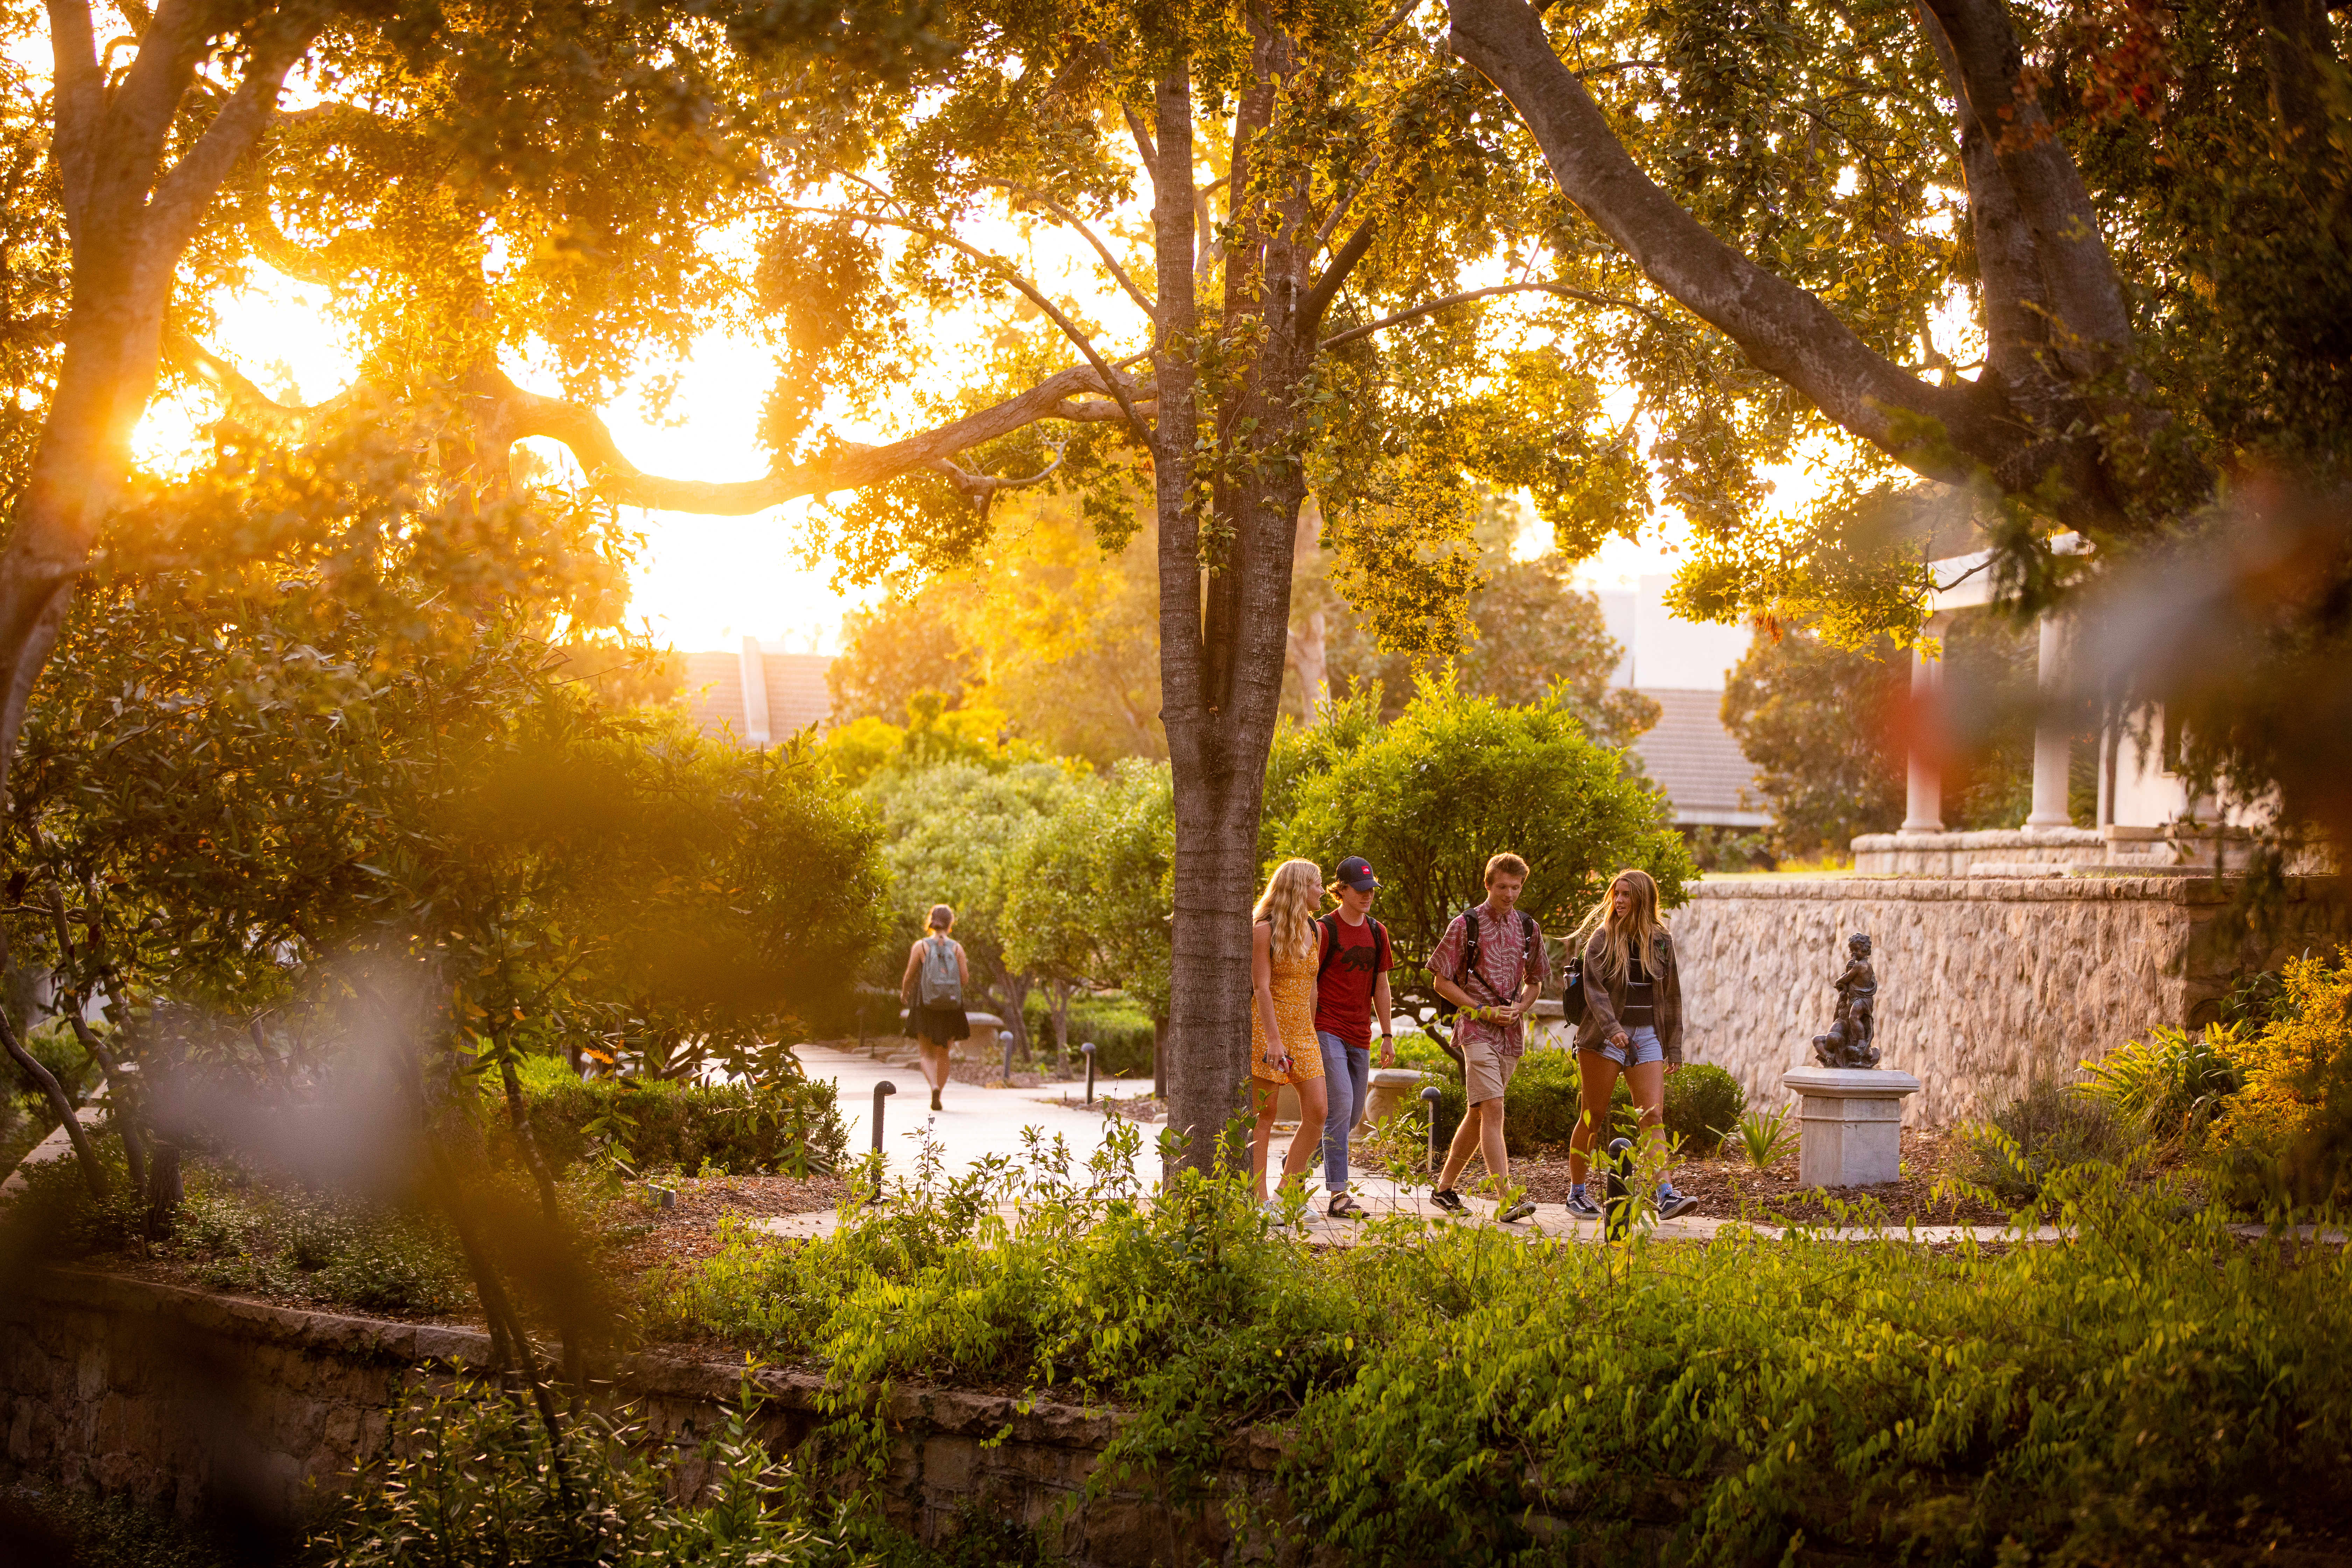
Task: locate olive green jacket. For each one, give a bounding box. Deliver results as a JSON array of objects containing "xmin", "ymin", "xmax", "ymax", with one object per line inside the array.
[{"xmin": 1573, "ymin": 930, "xmax": 1685, "ymax": 1067}]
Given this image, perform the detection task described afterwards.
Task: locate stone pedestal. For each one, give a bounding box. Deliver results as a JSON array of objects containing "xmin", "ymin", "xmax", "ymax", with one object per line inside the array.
[
  {"xmin": 1361, "ymin": 1068, "xmax": 1426, "ymax": 1132},
  {"xmin": 1779, "ymin": 1066, "xmax": 1923, "ymax": 1188}
]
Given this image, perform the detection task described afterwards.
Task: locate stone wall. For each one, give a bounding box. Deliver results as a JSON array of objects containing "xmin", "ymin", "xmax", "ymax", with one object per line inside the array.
[
  {"xmin": 0, "ymin": 1270, "xmax": 1279, "ymax": 1566},
  {"xmin": 1671, "ymin": 874, "xmax": 2351, "ymax": 1127}
]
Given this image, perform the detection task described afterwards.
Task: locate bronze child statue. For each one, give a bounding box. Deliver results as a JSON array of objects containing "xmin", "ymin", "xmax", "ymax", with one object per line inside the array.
[{"xmin": 1811, "ymin": 933, "xmax": 1880, "ymax": 1068}]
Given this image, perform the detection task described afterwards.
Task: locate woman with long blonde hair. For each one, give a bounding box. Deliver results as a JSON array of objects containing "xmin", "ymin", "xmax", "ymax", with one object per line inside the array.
[
  {"xmin": 1248, "ymin": 858, "xmax": 1329, "ymax": 1208},
  {"xmin": 1564, "ymin": 867, "xmax": 1696, "ymax": 1221}
]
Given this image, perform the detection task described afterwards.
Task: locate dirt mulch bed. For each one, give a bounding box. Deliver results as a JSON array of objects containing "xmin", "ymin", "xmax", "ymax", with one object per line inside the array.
[
  {"xmin": 607, "ymin": 1174, "xmax": 849, "ymax": 1275},
  {"xmin": 1505, "ymin": 1128, "xmax": 2015, "ymax": 1228}
]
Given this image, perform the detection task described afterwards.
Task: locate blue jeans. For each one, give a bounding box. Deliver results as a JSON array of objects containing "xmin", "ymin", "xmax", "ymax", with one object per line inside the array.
[{"xmin": 1317, "ymin": 1032, "xmax": 1370, "ymax": 1190}]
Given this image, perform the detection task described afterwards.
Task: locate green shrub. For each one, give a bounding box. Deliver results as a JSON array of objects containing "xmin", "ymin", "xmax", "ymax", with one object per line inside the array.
[
  {"xmin": 1376, "ymin": 1043, "xmax": 1633, "ymax": 1156},
  {"xmin": 316, "ymin": 1371, "xmax": 859, "ymax": 1567},
  {"xmin": 2207, "ymin": 956, "xmax": 2352, "ymax": 1210},
  {"xmin": 505, "ymin": 1053, "xmax": 847, "ymax": 1176},
  {"xmin": 1665, "ymin": 1061, "xmax": 1745, "ymax": 1154},
  {"xmin": 2079, "ymin": 1022, "xmax": 2243, "ymax": 1142},
  {"xmin": 1021, "ymin": 992, "xmax": 1157, "ymax": 1079},
  {"xmin": 657, "ymin": 1132, "xmax": 2352, "ymax": 1565},
  {"xmin": 1958, "ymin": 1076, "xmax": 2133, "ymax": 1203}
]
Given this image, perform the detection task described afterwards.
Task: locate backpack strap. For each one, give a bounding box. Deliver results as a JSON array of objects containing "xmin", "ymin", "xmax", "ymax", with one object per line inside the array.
[
  {"xmin": 1315, "ymin": 913, "xmax": 1344, "ymax": 983},
  {"xmin": 1371, "ymin": 917, "xmax": 1389, "ymax": 974},
  {"xmin": 1460, "ymin": 908, "xmax": 1482, "ymax": 988}
]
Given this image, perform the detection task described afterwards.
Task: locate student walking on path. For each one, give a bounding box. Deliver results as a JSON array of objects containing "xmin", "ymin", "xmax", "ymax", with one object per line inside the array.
[
  {"xmin": 901, "ymin": 905, "xmax": 971, "ymax": 1113},
  {"xmin": 1314, "ymin": 855, "xmax": 1394, "ymax": 1220},
  {"xmin": 1428, "ymin": 852, "xmax": 1546, "ymax": 1223},
  {"xmin": 1564, "ymin": 868, "xmax": 1698, "ymax": 1221},
  {"xmin": 1249, "ymin": 859, "xmax": 1330, "ymax": 1210}
]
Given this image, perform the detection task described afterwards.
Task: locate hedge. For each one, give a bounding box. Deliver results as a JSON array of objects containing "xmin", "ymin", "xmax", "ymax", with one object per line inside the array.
[{"xmin": 499, "ymin": 1055, "xmax": 848, "ymax": 1177}]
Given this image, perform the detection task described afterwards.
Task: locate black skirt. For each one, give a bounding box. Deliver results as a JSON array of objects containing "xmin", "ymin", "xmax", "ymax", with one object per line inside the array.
[{"xmin": 914, "ymin": 1004, "xmax": 970, "ymax": 1045}]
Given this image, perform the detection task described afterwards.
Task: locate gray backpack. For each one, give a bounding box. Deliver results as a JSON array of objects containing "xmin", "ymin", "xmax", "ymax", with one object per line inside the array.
[{"xmin": 917, "ymin": 936, "xmax": 963, "ymax": 1008}]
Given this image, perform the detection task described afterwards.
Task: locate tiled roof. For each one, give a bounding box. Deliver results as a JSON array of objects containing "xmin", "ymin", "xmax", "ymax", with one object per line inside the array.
[
  {"xmin": 679, "ymin": 652, "xmax": 748, "ymax": 742},
  {"xmin": 1630, "ymin": 687, "xmax": 1769, "ymax": 827},
  {"xmin": 761, "ymin": 653, "xmax": 833, "ymax": 738},
  {"xmin": 677, "ymin": 650, "xmax": 835, "ymax": 745}
]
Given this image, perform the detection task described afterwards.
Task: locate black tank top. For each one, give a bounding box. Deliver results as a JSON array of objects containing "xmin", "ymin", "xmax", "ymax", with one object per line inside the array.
[{"xmin": 1622, "ymin": 950, "xmax": 1655, "ymax": 1028}]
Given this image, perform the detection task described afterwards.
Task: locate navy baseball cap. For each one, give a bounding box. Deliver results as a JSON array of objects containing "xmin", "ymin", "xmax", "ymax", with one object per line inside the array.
[{"xmin": 1336, "ymin": 855, "xmax": 1379, "ymax": 891}]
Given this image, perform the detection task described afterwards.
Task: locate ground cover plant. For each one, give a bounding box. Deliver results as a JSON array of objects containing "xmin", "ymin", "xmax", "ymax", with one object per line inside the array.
[{"xmin": 654, "ymin": 1124, "xmax": 2352, "ymax": 1565}]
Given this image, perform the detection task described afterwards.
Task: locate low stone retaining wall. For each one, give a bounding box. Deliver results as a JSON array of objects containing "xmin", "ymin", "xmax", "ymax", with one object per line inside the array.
[
  {"xmin": 1673, "ymin": 874, "xmax": 2350, "ymax": 1126},
  {"xmin": 0, "ymin": 1270, "xmax": 1280, "ymax": 1566}
]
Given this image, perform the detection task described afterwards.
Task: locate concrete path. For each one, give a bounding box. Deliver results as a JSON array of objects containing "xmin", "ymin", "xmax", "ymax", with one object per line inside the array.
[
  {"xmin": 751, "ymin": 1193, "xmax": 2080, "ymax": 1248},
  {"xmin": 793, "ymin": 1044, "xmax": 2345, "ymax": 1252},
  {"xmin": 802, "ymin": 1042, "xmax": 1150, "ymax": 1180}
]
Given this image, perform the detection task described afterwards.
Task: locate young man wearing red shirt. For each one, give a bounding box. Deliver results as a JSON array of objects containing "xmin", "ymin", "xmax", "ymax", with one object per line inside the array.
[{"xmin": 1313, "ymin": 855, "xmax": 1394, "ymax": 1219}]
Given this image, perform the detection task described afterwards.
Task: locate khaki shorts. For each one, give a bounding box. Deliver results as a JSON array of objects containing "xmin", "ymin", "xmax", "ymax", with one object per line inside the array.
[{"xmin": 1463, "ymin": 1042, "xmax": 1519, "ymax": 1106}]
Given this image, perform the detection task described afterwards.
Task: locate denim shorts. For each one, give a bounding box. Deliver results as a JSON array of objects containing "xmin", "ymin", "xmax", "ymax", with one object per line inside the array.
[{"xmin": 1584, "ymin": 1024, "xmax": 1664, "ymax": 1068}]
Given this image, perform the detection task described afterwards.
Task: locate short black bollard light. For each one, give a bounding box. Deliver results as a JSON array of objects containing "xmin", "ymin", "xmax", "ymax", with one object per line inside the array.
[
  {"xmin": 1081, "ymin": 1041, "xmax": 1098, "ymax": 1105},
  {"xmin": 866, "ymin": 1080, "xmax": 898, "ymax": 1207},
  {"xmin": 1001, "ymin": 1030, "xmax": 1016, "ymax": 1083},
  {"xmin": 1421, "ymin": 1085, "xmax": 1445, "ymax": 1175},
  {"xmin": 1603, "ymin": 1135, "xmax": 1637, "ymax": 1241}
]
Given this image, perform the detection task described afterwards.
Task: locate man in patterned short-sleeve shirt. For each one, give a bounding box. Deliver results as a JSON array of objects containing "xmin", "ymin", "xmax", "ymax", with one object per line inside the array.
[{"xmin": 1427, "ymin": 851, "xmax": 1546, "ymax": 1223}]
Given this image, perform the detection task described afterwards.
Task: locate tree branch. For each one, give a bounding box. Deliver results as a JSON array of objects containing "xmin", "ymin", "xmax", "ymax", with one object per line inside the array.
[
  {"xmin": 1446, "ymin": 0, "xmax": 2008, "ymax": 490},
  {"xmin": 90, "ymin": 0, "xmax": 211, "ymax": 219},
  {"xmin": 46, "ymin": 1, "xmax": 104, "ymax": 220},
  {"xmin": 168, "ymin": 332, "xmax": 1135, "ymax": 516},
  {"xmin": 1917, "ymin": 0, "xmax": 2133, "ymax": 376},
  {"xmin": 978, "ymin": 178, "xmax": 1155, "ymax": 315},
  {"xmin": 778, "ymin": 202, "xmax": 1153, "ymax": 440},
  {"xmin": 499, "ymin": 362, "xmax": 1136, "ymax": 514},
  {"xmin": 1122, "ymin": 102, "xmax": 1159, "ymax": 184},
  {"xmin": 166, "ymin": 330, "xmax": 370, "ymax": 436},
  {"xmin": 1300, "ymin": 217, "xmax": 1380, "ymax": 338},
  {"xmin": 147, "ymin": 3, "xmax": 327, "ymax": 258},
  {"xmin": 1317, "ymin": 279, "xmax": 1658, "ymax": 349}
]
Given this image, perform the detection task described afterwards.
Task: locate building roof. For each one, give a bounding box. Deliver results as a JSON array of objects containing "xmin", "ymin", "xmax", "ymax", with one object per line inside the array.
[
  {"xmin": 679, "ymin": 646, "xmax": 835, "ymax": 746},
  {"xmin": 1630, "ymin": 687, "xmax": 1769, "ymax": 828}
]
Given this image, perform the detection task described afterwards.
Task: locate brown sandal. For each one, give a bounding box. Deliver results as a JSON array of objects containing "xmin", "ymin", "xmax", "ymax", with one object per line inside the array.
[{"xmin": 1328, "ymin": 1193, "xmax": 1367, "ymax": 1220}]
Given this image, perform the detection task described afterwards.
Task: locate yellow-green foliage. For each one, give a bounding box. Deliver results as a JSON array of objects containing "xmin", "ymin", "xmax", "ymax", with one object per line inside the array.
[
  {"xmin": 2210, "ymin": 957, "xmax": 2352, "ymax": 1209},
  {"xmin": 658, "ymin": 1132, "xmax": 2352, "ymax": 1564},
  {"xmin": 2078, "ymin": 1021, "xmax": 2245, "ymax": 1142}
]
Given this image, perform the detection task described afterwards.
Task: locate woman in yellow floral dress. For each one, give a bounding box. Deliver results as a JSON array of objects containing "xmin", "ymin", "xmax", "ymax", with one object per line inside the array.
[{"xmin": 1250, "ymin": 858, "xmax": 1329, "ymax": 1208}]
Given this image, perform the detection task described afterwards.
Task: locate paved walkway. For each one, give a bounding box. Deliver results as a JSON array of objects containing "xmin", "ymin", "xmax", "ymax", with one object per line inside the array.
[
  {"xmin": 804, "ymin": 1042, "xmax": 1152, "ymax": 1179},
  {"xmin": 794, "ymin": 1044, "xmax": 2345, "ymax": 1251}
]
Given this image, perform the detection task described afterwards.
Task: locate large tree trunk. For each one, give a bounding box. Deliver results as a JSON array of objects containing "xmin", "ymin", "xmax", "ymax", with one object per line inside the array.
[
  {"xmin": 0, "ymin": 2, "xmax": 321, "ymax": 797},
  {"xmin": 1152, "ymin": 26, "xmax": 1323, "ymax": 1177}
]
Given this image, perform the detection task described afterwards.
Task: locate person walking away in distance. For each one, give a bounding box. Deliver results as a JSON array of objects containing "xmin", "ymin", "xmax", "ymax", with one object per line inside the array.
[
  {"xmin": 1427, "ymin": 852, "xmax": 1545, "ymax": 1223},
  {"xmin": 1564, "ymin": 867, "xmax": 1698, "ymax": 1222},
  {"xmin": 1249, "ymin": 858, "xmax": 1331, "ymax": 1212},
  {"xmin": 1314, "ymin": 855, "xmax": 1394, "ymax": 1220},
  {"xmin": 900, "ymin": 904, "xmax": 971, "ymax": 1113}
]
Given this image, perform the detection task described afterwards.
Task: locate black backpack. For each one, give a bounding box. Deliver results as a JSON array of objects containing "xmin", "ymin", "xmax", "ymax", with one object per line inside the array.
[
  {"xmin": 1315, "ymin": 911, "xmax": 1389, "ymax": 985},
  {"xmin": 1431, "ymin": 907, "xmax": 1538, "ymax": 1021}
]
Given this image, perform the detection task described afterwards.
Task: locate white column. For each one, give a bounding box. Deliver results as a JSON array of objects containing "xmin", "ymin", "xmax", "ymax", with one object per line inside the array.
[
  {"xmin": 738, "ymin": 636, "xmax": 772, "ymax": 747},
  {"xmin": 2025, "ymin": 611, "xmax": 2071, "ymax": 828},
  {"xmin": 1899, "ymin": 616, "xmax": 1945, "ymax": 834}
]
